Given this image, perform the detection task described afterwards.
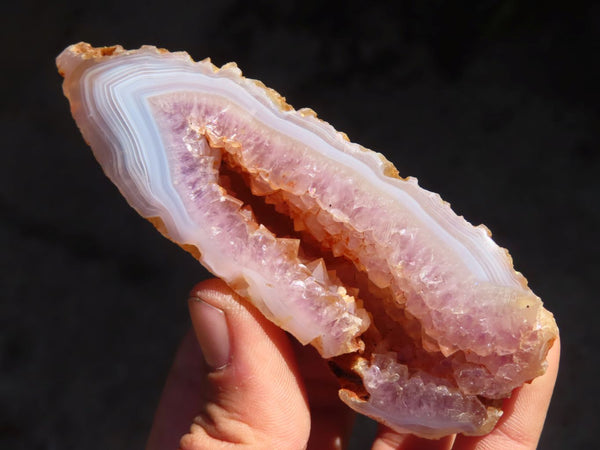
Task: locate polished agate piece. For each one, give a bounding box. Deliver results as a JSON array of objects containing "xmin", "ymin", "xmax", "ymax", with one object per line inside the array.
[{"xmin": 57, "ymin": 43, "xmax": 558, "ymax": 438}]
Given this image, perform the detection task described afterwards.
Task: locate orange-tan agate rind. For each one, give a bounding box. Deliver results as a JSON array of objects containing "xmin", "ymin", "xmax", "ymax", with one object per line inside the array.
[{"xmin": 57, "ymin": 42, "xmax": 558, "ymax": 438}]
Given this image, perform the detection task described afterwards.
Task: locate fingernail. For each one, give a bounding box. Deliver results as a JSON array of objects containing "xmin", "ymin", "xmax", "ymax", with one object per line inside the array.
[{"xmin": 189, "ymin": 297, "xmax": 231, "ymax": 370}]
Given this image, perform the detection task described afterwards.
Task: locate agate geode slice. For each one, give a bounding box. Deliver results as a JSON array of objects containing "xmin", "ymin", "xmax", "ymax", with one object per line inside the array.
[{"xmin": 57, "ymin": 43, "xmax": 558, "ymax": 438}]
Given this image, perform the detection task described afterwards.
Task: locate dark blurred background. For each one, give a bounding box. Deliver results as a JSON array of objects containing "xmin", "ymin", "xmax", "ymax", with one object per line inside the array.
[{"xmin": 2, "ymin": 1, "xmax": 598, "ymax": 448}]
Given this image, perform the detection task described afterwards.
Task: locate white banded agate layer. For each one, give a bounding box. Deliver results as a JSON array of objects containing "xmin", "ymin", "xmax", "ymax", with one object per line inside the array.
[{"xmin": 57, "ymin": 43, "xmax": 558, "ymax": 438}]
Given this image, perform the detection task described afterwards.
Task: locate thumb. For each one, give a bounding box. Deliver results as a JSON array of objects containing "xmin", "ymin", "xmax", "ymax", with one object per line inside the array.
[{"xmin": 151, "ymin": 278, "xmax": 312, "ymax": 450}]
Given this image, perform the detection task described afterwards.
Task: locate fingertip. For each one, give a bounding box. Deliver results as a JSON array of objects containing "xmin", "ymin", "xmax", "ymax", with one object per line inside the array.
[
  {"xmin": 452, "ymin": 336, "xmax": 561, "ymax": 450},
  {"xmin": 188, "ymin": 278, "xmax": 233, "ymax": 305}
]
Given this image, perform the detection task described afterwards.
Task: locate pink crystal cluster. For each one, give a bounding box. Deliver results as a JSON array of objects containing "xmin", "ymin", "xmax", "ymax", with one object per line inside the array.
[
  {"xmin": 150, "ymin": 96, "xmax": 369, "ymax": 357},
  {"xmin": 57, "ymin": 43, "xmax": 559, "ymax": 438}
]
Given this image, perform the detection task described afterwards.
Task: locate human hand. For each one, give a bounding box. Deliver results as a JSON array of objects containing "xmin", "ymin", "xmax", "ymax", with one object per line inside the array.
[{"xmin": 146, "ymin": 279, "xmax": 560, "ymax": 450}]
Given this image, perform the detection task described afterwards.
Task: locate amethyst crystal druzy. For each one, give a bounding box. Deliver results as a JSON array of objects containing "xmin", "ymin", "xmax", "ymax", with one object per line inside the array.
[{"xmin": 57, "ymin": 43, "xmax": 558, "ymax": 438}]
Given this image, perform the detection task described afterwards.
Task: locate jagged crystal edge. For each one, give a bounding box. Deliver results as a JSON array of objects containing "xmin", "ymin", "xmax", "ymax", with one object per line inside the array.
[{"xmin": 57, "ymin": 43, "xmax": 558, "ymax": 437}]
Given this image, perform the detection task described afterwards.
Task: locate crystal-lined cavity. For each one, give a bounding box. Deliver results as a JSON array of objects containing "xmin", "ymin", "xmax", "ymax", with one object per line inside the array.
[{"xmin": 57, "ymin": 43, "xmax": 558, "ymax": 438}]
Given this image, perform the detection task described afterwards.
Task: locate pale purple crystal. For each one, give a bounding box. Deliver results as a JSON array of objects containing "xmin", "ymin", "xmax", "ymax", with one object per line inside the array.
[{"xmin": 57, "ymin": 43, "xmax": 559, "ymax": 438}]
